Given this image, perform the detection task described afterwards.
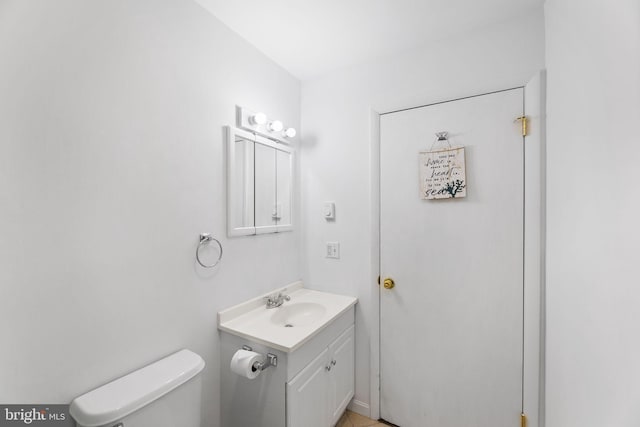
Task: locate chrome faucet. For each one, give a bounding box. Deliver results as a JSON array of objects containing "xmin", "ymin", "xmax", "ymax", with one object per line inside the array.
[{"xmin": 265, "ymin": 292, "xmax": 291, "ymax": 309}]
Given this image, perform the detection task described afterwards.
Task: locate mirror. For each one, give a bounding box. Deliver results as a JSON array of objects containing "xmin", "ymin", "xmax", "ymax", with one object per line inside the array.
[
  {"xmin": 254, "ymin": 142, "xmax": 277, "ymax": 231},
  {"xmin": 226, "ymin": 126, "xmax": 293, "ymax": 236},
  {"xmin": 232, "ymin": 134, "xmax": 254, "ymax": 229},
  {"xmin": 276, "ymin": 149, "xmax": 293, "ymax": 229}
]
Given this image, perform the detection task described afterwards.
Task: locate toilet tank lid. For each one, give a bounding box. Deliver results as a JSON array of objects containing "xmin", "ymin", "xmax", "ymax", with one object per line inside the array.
[{"xmin": 69, "ymin": 349, "xmax": 205, "ymax": 427}]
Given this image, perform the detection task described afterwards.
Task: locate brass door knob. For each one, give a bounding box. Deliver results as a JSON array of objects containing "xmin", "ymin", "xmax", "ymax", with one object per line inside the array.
[{"xmin": 383, "ymin": 278, "xmax": 395, "ymax": 289}]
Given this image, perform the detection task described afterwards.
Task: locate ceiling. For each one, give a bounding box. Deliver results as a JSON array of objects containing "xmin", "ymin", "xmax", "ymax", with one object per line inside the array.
[{"xmin": 194, "ymin": 0, "xmax": 543, "ymax": 81}]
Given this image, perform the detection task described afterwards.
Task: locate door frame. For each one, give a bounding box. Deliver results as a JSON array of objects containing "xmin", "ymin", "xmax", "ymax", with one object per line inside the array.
[{"xmin": 367, "ymin": 71, "xmax": 546, "ymax": 426}]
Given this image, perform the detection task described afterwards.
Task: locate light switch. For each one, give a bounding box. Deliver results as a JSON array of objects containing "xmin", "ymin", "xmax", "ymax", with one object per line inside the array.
[
  {"xmin": 323, "ymin": 202, "xmax": 335, "ymax": 220},
  {"xmin": 326, "ymin": 242, "xmax": 340, "ymax": 259}
]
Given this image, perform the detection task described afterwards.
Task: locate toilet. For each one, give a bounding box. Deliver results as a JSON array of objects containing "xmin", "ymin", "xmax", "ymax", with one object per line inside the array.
[{"xmin": 70, "ymin": 349, "xmax": 205, "ymax": 427}]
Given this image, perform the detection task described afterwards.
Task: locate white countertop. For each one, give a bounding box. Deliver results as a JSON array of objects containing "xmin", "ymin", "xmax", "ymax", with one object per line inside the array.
[{"xmin": 217, "ymin": 281, "xmax": 358, "ymax": 352}]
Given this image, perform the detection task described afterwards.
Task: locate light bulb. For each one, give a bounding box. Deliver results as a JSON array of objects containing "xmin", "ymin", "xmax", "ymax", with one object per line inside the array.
[
  {"xmin": 251, "ymin": 112, "xmax": 267, "ymax": 125},
  {"xmin": 284, "ymin": 128, "xmax": 297, "ymax": 138},
  {"xmin": 268, "ymin": 120, "xmax": 283, "ymax": 132}
]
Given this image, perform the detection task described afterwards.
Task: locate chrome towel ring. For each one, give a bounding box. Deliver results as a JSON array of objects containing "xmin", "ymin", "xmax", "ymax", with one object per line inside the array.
[{"xmin": 196, "ymin": 233, "xmax": 223, "ymax": 268}]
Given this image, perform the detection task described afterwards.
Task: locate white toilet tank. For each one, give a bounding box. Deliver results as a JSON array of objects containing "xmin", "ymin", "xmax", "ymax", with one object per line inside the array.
[{"xmin": 70, "ymin": 349, "xmax": 205, "ymax": 427}]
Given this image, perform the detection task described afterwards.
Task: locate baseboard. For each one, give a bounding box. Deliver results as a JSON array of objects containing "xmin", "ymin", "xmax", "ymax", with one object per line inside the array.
[{"xmin": 347, "ymin": 399, "xmax": 370, "ymax": 418}]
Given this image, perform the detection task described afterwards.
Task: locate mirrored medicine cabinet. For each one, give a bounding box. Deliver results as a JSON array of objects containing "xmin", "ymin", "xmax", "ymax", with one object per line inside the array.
[{"xmin": 226, "ymin": 126, "xmax": 293, "ymax": 236}]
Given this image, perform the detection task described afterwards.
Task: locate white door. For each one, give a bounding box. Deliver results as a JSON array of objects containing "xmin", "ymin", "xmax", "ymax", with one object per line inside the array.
[{"xmin": 380, "ymin": 89, "xmax": 524, "ymax": 427}]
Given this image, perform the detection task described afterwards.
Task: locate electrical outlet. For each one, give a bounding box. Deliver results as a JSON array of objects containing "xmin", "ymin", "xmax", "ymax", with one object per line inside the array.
[{"xmin": 326, "ymin": 242, "xmax": 340, "ymax": 259}]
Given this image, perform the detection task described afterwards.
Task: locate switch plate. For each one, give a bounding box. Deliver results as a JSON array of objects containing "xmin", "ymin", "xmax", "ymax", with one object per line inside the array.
[
  {"xmin": 326, "ymin": 242, "xmax": 340, "ymax": 259},
  {"xmin": 323, "ymin": 202, "xmax": 335, "ymax": 220}
]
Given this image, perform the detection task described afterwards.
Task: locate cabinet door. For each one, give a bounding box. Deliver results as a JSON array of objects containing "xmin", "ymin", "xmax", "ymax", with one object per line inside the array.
[
  {"xmin": 287, "ymin": 348, "xmax": 329, "ymax": 427},
  {"xmin": 328, "ymin": 325, "xmax": 355, "ymax": 425}
]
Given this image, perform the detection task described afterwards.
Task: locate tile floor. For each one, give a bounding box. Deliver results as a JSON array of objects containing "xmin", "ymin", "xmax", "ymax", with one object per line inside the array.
[{"xmin": 336, "ymin": 410, "xmax": 391, "ymax": 427}]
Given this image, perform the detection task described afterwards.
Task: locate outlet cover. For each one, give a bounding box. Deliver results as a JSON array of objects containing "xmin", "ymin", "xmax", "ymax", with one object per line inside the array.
[{"xmin": 326, "ymin": 242, "xmax": 340, "ymax": 259}]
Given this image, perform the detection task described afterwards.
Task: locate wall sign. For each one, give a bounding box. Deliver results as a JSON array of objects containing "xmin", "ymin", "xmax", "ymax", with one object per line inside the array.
[{"xmin": 419, "ymin": 147, "xmax": 467, "ymax": 199}]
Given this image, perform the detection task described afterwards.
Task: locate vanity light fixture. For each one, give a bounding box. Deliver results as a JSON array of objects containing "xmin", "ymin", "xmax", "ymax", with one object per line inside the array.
[
  {"xmin": 267, "ymin": 120, "xmax": 284, "ymax": 132},
  {"xmin": 250, "ymin": 112, "xmax": 267, "ymax": 125},
  {"xmin": 236, "ymin": 106, "xmax": 295, "ymax": 144}
]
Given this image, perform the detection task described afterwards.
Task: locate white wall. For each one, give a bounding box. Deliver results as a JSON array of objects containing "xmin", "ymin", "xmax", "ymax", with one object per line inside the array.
[
  {"xmin": 300, "ymin": 9, "xmax": 546, "ymax": 415},
  {"xmin": 0, "ymin": 1, "xmax": 300, "ymax": 426},
  {"xmin": 544, "ymin": 1, "xmax": 640, "ymax": 426}
]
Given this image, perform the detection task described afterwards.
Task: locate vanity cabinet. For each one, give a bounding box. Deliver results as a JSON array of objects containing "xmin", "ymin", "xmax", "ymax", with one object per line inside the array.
[
  {"xmin": 287, "ymin": 325, "xmax": 355, "ymax": 427},
  {"xmin": 218, "ymin": 287, "xmax": 357, "ymax": 427}
]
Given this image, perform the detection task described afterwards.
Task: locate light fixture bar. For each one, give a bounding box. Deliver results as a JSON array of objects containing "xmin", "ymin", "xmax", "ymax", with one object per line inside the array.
[{"xmin": 236, "ymin": 106, "xmax": 296, "ymax": 145}]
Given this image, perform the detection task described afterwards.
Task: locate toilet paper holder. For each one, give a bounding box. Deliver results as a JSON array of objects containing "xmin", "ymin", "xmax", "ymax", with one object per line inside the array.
[{"xmin": 242, "ymin": 345, "xmax": 278, "ymax": 371}]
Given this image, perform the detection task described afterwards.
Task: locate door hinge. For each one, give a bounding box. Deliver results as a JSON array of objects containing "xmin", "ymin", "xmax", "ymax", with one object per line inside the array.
[
  {"xmin": 521, "ymin": 413, "xmax": 527, "ymax": 427},
  {"xmin": 514, "ymin": 116, "xmax": 529, "ymax": 137}
]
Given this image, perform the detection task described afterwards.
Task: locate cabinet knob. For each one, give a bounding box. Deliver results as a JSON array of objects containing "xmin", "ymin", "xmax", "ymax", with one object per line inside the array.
[
  {"xmin": 383, "ymin": 277, "xmax": 395, "ymax": 290},
  {"xmin": 331, "ymin": 360, "xmax": 337, "ymax": 366},
  {"xmin": 325, "ymin": 365, "xmax": 332, "ymax": 371}
]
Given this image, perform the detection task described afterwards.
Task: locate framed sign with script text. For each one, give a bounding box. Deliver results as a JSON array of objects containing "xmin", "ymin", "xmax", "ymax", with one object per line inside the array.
[{"xmin": 419, "ymin": 147, "xmax": 467, "ymax": 199}]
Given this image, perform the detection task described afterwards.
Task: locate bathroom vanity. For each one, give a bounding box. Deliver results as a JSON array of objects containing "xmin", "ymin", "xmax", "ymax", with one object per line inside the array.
[{"xmin": 218, "ymin": 282, "xmax": 357, "ymax": 427}]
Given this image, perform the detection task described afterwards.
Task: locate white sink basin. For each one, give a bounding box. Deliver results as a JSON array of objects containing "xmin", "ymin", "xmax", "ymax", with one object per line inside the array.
[
  {"xmin": 271, "ymin": 302, "xmax": 327, "ymax": 327},
  {"xmin": 218, "ymin": 281, "xmax": 357, "ymax": 352}
]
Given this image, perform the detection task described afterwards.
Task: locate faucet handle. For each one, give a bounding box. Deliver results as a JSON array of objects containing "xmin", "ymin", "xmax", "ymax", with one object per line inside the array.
[
  {"xmin": 263, "ymin": 292, "xmax": 290, "ymax": 308},
  {"xmin": 275, "ymin": 292, "xmax": 290, "ymax": 301}
]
